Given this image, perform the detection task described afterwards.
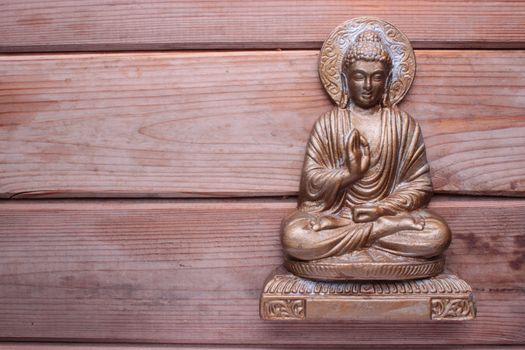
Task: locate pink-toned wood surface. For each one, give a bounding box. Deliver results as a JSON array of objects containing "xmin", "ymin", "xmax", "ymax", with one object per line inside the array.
[
  {"xmin": 1, "ymin": 50, "xmax": 524, "ymax": 198},
  {"xmin": 1, "ymin": 1, "xmax": 525, "ymax": 52},
  {"xmin": 0, "ymin": 197, "xmax": 523, "ymax": 344},
  {"xmin": 1, "ymin": 345, "xmax": 524, "ymax": 350}
]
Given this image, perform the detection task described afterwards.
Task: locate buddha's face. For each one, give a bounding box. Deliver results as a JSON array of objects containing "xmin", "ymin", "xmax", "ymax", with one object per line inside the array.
[{"xmin": 345, "ymin": 60, "xmax": 389, "ymax": 109}]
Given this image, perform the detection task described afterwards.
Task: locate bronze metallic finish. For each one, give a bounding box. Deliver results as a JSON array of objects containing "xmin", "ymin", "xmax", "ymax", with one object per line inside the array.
[
  {"xmin": 284, "ymin": 253, "xmax": 445, "ymax": 281},
  {"xmin": 260, "ymin": 17, "xmax": 476, "ymax": 320},
  {"xmin": 281, "ymin": 17, "xmax": 451, "ymax": 279},
  {"xmin": 260, "ymin": 267, "xmax": 476, "ymax": 321}
]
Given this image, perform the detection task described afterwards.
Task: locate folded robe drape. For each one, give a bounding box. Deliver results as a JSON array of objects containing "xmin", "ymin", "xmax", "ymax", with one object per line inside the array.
[{"xmin": 281, "ymin": 106, "xmax": 446, "ymax": 261}]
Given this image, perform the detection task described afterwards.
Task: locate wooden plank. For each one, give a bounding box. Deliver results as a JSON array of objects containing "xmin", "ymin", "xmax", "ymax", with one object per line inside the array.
[
  {"xmin": 1, "ymin": 1, "xmax": 525, "ymax": 52},
  {"xmin": 1, "ymin": 50, "xmax": 524, "ymax": 198},
  {"xmin": 0, "ymin": 197, "xmax": 524, "ymax": 344},
  {"xmin": 1, "ymin": 345, "xmax": 524, "ymax": 350}
]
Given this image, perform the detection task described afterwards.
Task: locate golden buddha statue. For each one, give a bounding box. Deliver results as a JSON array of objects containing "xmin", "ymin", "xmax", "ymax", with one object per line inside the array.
[
  {"xmin": 259, "ymin": 17, "xmax": 476, "ymax": 321},
  {"xmin": 281, "ymin": 19, "xmax": 451, "ymax": 280},
  {"xmin": 260, "ymin": 18, "xmax": 476, "ymax": 322}
]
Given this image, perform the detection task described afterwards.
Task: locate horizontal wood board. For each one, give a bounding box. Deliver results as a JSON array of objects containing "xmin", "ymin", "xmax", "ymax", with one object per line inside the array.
[
  {"xmin": 1, "ymin": 50, "xmax": 524, "ymax": 198},
  {"xmin": 1, "ymin": 345, "xmax": 525, "ymax": 350},
  {"xmin": 0, "ymin": 197, "xmax": 524, "ymax": 344},
  {"xmin": 1, "ymin": 1, "xmax": 525, "ymax": 52}
]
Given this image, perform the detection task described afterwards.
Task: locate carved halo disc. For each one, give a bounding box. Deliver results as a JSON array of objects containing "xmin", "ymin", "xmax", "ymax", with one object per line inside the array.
[{"xmin": 319, "ymin": 16, "xmax": 416, "ymax": 107}]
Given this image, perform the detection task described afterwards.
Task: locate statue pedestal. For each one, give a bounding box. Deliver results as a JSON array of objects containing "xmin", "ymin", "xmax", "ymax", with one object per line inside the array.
[
  {"xmin": 260, "ymin": 266, "xmax": 476, "ymax": 321},
  {"xmin": 284, "ymin": 250, "xmax": 446, "ymax": 280}
]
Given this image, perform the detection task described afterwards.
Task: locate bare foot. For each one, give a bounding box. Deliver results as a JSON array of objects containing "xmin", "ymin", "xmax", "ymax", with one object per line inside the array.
[
  {"xmin": 310, "ymin": 215, "xmax": 352, "ymax": 231},
  {"xmin": 371, "ymin": 213, "xmax": 425, "ymax": 240},
  {"xmin": 413, "ymin": 212, "xmax": 426, "ymax": 230}
]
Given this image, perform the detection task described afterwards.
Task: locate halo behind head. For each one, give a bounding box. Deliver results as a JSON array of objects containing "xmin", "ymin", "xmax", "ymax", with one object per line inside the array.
[{"xmin": 319, "ymin": 17, "xmax": 416, "ymax": 108}]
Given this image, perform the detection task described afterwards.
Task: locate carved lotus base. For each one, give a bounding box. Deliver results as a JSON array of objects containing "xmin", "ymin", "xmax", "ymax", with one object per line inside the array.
[
  {"xmin": 284, "ymin": 249, "xmax": 445, "ymax": 281},
  {"xmin": 260, "ymin": 266, "xmax": 476, "ymax": 321}
]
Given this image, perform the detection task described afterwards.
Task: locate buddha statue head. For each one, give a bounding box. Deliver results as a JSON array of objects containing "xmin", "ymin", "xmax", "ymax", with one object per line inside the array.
[{"xmin": 341, "ymin": 30, "xmax": 393, "ymax": 109}]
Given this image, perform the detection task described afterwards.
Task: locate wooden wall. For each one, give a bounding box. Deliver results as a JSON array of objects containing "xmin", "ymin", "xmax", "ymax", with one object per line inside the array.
[{"xmin": 0, "ymin": 1, "xmax": 524, "ymax": 349}]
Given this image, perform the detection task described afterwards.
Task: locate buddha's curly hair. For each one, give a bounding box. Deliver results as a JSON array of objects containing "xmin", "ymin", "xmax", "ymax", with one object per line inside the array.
[{"xmin": 343, "ymin": 31, "xmax": 392, "ymax": 72}]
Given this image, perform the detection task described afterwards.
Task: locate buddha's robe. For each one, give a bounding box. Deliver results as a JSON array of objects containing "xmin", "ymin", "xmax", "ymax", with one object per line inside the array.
[{"xmin": 282, "ymin": 106, "xmax": 451, "ymax": 261}]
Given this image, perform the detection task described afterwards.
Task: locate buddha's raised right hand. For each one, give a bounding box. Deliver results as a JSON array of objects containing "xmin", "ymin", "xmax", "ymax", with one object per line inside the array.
[{"xmin": 345, "ymin": 129, "xmax": 370, "ymax": 183}]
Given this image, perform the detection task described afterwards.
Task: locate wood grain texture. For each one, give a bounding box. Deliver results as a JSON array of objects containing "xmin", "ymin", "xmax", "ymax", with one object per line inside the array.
[
  {"xmin": 1, "ymin": 345, "xmax": 524, "ymax": 350},
  {"xmin": 0, "ymin": 197, "xmax": 524, "ymax": 344},
  {"xmin": 1, "ymin": 50, "xmax": 524, "ymax": 198},
  {"xmin": 1, "ymin": 1, "xmax": 525, "ymax": 52}
]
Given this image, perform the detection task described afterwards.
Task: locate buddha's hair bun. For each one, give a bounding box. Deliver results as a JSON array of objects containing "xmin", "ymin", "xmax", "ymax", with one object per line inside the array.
[{"xmin": 343, "ymin": 30, "xmax": 392, "ymax": 71}]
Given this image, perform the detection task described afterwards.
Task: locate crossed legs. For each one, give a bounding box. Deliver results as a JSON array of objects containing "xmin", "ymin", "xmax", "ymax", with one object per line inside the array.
[{"xmin": 281, "ymin": 209, "xmax": 451, "ymax": 261}]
